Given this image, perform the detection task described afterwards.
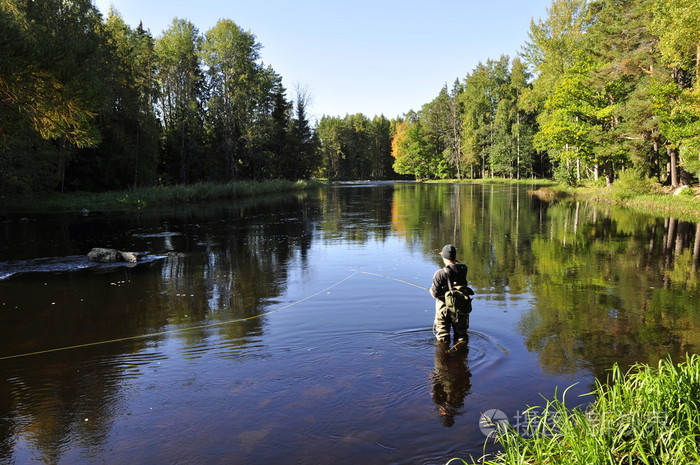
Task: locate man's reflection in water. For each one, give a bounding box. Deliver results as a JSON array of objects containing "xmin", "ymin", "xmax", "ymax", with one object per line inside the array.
[{"xmin": 431, "ymin": 339, "xmax": 472, "ymax": 427}]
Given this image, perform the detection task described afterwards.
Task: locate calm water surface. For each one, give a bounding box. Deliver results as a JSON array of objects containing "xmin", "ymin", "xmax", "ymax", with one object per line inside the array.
[{"xmin": 1, "ymin": 182, "xmax": 699, "ymax": 464}]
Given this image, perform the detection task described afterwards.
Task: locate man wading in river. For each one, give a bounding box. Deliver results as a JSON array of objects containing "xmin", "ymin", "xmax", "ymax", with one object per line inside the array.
[{"xmin": 430, "ymin": 244, "xmax": 472, "ymax": 346}]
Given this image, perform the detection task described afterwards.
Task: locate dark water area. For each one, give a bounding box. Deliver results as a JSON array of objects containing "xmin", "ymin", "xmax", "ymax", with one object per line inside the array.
[{"xmin": 1, "ymin": 182, "xmax": 699, "ymax": 464}]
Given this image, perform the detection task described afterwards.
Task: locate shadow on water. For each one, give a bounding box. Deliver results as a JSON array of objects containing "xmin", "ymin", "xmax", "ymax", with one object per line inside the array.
[{"xmin": 0, "ymin": 183, "xmax": 699, "ymax": 464}]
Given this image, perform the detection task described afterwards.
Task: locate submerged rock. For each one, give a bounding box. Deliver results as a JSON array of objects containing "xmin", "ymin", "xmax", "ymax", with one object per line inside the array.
[{"xmin": 87, "ymin": 248, "xmax": 141, "ymax": 263}]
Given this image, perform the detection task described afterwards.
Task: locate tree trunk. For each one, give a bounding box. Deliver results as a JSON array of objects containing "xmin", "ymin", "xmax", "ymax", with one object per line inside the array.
[
  {"xmin": 653, "ymin": 139, "xmax": 660, "ymax": 182},
  {"xmin": 693, "ymin": 222, "xmax": 700, "ymax": 273},
  {"xmin": 133, "ymin": 127, "xmax": 139, "ymax": 189},
  {"xmin": 576, "ymin": 158, "xmax": 581, "ymax": 181},
  {"xmin": 179, "ymin": 125, "xmax": 186, "ymax": 184},
  {"xmin": 668, "ymin": 147, "xmax": 678, "ymax": 188},
  {"xmin": 605, "ymin": 162, "xmax": 613, "ymax": 187},
  {"xmin": 516, "ymin": 113, "xmax": 521, "ymax": 179}
]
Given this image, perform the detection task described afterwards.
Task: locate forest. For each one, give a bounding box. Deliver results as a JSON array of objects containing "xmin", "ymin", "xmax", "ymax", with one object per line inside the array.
[
  {"xmin": 393, "ymin": 0, "xmax": 700, "ymax": 188},
  {"xmin": 1, "ymin": 0, "xmax": 700, "ymax": 196},
  {"xmin": 0, "ymin": 0, "xmax": 321, "ymax": 195}
]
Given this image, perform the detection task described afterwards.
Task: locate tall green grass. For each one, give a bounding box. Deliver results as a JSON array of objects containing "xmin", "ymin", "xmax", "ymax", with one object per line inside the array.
[
  {"xmin": 481, "ymin": 355, "xmax": 700, "ymax": 465},
  {"xmin": 1, "ymin": 180, "xmax": 322, "ymax": 213}
]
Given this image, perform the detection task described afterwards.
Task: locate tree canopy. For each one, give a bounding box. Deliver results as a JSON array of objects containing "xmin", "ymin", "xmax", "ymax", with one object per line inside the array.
[
  {"xmin": 391, "ymin": 0, "xmax": 700, "ymax": 187},
  {"xmin": 3, "ymin": 0, "xmax": 700, "ymax": 194}
]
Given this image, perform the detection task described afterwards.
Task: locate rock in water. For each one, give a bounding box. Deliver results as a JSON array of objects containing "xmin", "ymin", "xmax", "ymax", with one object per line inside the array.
[
  {"xmin": 118, "ymin": 251, "xmax": 138, "ymax": 263},
  {"xmin": 87, "ymin": 248, "xmax": 140, "ymax": 263}
]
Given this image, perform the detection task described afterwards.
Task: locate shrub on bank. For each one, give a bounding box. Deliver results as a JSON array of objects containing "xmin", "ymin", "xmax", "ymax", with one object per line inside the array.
[{"xmin": 610, "ymin": 170, "xmax": 664, "ymax": 201}]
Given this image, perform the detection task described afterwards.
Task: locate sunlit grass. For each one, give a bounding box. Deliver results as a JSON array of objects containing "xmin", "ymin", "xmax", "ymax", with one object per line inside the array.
[
  {"xmin": 560, "ymin": 184, "xmax": 700, "ymax": 222},
  {"xmin": 427, "ymin": 178, "xmax": 556, "ymax": 186},
  {"xmin": 1, "ymin": 180, "xmax": 323, "ymax": 213},
  {"xmin": 429, "ymin": 177, "xmax": 700, "ymax": 220},
  {"xmin": 478, "ymin": 355, "xmax": 700, "ymax": 465}
]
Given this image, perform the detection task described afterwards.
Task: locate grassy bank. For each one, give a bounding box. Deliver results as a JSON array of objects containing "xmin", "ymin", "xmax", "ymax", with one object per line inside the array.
[
  {"xmin": 426, "ymin": 178, "xmax": 557, "ymax": 187},
  {"xmin": 455, "ymin": 175, "xmax": 700, "ymax": 222},
  {"xmin": 561, "ymin": 184, "xmax": 700, "ymax": 222},
  {"xmin": 532, "ymin": 184, "xmax": 700, "ymax": 223},
  {"xmin": 474, "ymin": 355, "xmax": 700, "ymax": 465},
  {"xmin": 429, "ymin": 176, "xmax": 700, "ymax": 221},
  {"xmin": 0, "ymin": 179, "xmax": 322, "ymax": 214}
]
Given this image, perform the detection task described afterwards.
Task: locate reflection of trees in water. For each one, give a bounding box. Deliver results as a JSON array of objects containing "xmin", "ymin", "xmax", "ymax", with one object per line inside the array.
[
  {"xmin": 156, "ymin": 194, "xmax": 321, "ymax": 345},
  {"xmin": 318, "ymin": 185, "xmax": 395, "ymax": 243},
  {"xmin": 0, "ymin": 346, "xmax": 142, "ymax": 464},
  {"xmin": 525, "ymin": 203, "xmax": 700, "ymax": 377},
  {"xmin": 0, "ymin": 192, "xmax": 324, "ymax": 464},
  {"xmin": 389, "ymin": 182, "xmax": 700, "ymax": 377},
  {"xmin": 391, "ymin": 182, "xmax": 543, "ymax": 295}
]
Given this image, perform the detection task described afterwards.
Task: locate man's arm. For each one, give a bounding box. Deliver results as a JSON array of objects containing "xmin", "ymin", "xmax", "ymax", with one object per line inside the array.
[{"xmin": 429, "ymin": 269, "xmax": 445, "ymax": 298}]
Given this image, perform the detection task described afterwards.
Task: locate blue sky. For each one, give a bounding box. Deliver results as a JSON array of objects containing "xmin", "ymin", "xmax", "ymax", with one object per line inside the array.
[{"xmin": 94, "ymin": 0, "xmax": 553, "ymax": 120}]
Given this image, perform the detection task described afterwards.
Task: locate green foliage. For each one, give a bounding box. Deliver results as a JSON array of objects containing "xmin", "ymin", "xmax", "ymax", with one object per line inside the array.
[
  {"xmin": 0, "ymin": 5, "xmax": 324, "ymax": 196},
  {"xmin": 553, "ymin": 162, "xmax": 579, "ymax": 186},
  {"xmin": 610, "ymin": 169, "xmax": 663, "ymax": 200},
  {"xmin": 460, "ymin": 57, "xmax": 513, "ymax": 178},
  {"xmin": 391, "ymin": 117, "xmax": 433, "ymax": 179},
  {"xmin": 483, "ymin": 355, "xmax": 700, "ymax": 465},
  {"xmin": 677, "ymin": 186, "xmax": 696, "ymax": 197},
  {"xmin": 0, "ymin": 133, "xmax": 64, "ymax": 194},
  {"xmin": 0, "ymin": 0, "xmax": 102, "ymax": 148},
  {"xmin": 284, "ymin": 86, "xmax": 318, "ymax": 180},
  {"xmin": 396, "ymin": 57, "xmax": 539, "ymax": 181},
  {"xmin": 316, "ymin": 114, "xmax": 394, "ymax": 180},
  {"xmin": 202, "ymin": 19, "xmax": 290, "ymax": 181},
  {"xmin": 680, "ymin": 146, "xmax": 700, "ymax": 181},
  {"xmin": 71, "ymin": 9, "xmax": 160, "ymax": 191},
  {"xmin": 4, "ymin": 0, "xmax": 700, "ymax": 194},
  {"xmin": 155, "ymin": 18, "xmax": 206, "ymax": 184},
  {"xmin": 419, "ymin": 0, "xmax": 695, "ymax": 186}
]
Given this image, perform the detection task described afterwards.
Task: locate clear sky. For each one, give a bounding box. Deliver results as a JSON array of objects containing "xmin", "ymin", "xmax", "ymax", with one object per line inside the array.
[{"xmin": 94, "ymin": 0, "xmax": 553, "ymax": 121}]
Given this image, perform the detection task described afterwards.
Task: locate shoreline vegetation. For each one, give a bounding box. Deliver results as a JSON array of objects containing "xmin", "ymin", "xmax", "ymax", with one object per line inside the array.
[
  {"xmin": 0, "ymin": 180, "xmax": 322, "ymax": 215},
  {"xmin": 3, "ymin": 177, "xmax": 699, "ymax": 221},
  {"xmin": 529, "ymin": 183, "xmax": 700, "ymax": 223},
  {"xmin": 464, "ymin": 354, "xmax": 700, "ymax": 465},
  {"xmin": 430, "ymin": 177, "xmax": 700, "ymax": 223}
]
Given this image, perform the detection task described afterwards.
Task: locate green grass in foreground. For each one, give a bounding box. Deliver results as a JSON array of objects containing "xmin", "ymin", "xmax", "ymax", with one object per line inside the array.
[
  {"xmin": 451, "ymin": 355, "xmax": 700, "ymax": 465},
  {"xmin": 0, "ymin": 179, "xmax": 322, "ymax": 213}
]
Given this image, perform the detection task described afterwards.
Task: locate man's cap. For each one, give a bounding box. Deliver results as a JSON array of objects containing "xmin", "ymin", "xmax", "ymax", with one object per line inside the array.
[{"xmin": 439, "ymin": 244, "xmax": 457, "ymax": 260}]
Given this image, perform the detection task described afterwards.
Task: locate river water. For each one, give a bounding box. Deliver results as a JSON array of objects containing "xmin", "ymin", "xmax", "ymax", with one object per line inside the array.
[{"xmin": 1, "ymin": 182, "xmax": 699, "ymax": 464}]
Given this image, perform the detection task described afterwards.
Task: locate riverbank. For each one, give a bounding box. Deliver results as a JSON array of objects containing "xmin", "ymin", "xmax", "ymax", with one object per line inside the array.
[
  {"xmin": 0, "ymin": 179, "xmax": 322, "ymax": 214},
  {"xmin": 534, "ymin": 183, "xmax": 700, "ymax": 223},
  {"xmin": 429, "ymin": 177, "xmax": 700, "ymax": 222},
  {"xmin": 475, "ymin": 354, "xmax": 700, "ymax": 465},
  {"xmin": 427, "ymin": 178, "xmax": 557, "ymax": 187}
]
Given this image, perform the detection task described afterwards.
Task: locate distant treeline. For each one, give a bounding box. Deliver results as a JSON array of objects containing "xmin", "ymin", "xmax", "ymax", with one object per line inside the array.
[
  {"xmin": 394, "ymin": 0, "xmax": 700, "ymax": 187},
  {"xmin": 3, "ymin": 0, "xmax": 700, "ymax": 196},
  {"xmin": 0, "ymin": 0, "xmax": 397, "ymax": 195}
]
